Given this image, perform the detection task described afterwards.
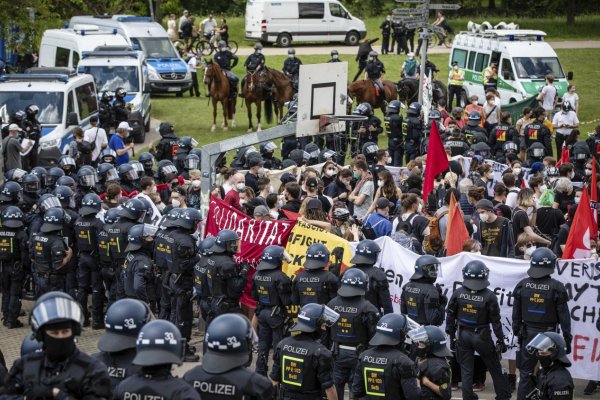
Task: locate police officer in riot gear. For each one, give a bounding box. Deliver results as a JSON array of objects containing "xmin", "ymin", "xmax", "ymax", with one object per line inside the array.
[
  {"xmin": 155, "ymin": 121, "xmax": 179, "ymax": 162},
  {"xmin": 490, "ymin": 112, "xmax": 518, "ymax": 160},
  {"xmin": 98, "ymin": 207, "xmax": 119, "ymax": 308},
  {"xmin": 123, "ymin": 224, "xmax": 159, "ymax": 306},
  {"xmin": 94, "ymin": 298, "xmax": 153, "ymax": 388},
  {"xmin": 194, "ymin": 236, "xmax": 217, "ymax": 324},
  {"xmin": 283, "ymin": 48, "xmax": 302, "ymax": 91},
  {"xmin": 405, "ymin": 102, "xmax": 422, "ymax": 162},
  {"xmin": 328, "ymin": 268, "xmax": 380, "ymax": 400},
  {"xmin": 328, "ymin": 49, "xmax": 341, "ymax": 63},
  {"xmin": 174, "ymin": 136, "xmax": 197, "ymax": 173},
  {"xmin": 99, "ymin": 90, "xmax": 115, "ymax": 131},
  {"xmin": 22, "ymin": 173, "xmax": 41, "ymax": 213},
  {"xmin": 0, "ymin": 206, "xmax": 29, "ymax": 328},
  {"xmin": 184, "ymin": 313, "xmax": 276, "ymax": 399},
  {"xmin": 350, "ymin": 239, "xmax": 394, "ymax": 315},
  {"xmin": 59, "ymin": 155, "xmax": 77, "ymax": 177},
  {"xmin": 445, "ymin": 260, "xmax": 511, "ymax": 400},
  {"xmin": 113, "ymin": 87, "xmax": 130, "ymax": 128},
  {"xmin": 74, "ymin": 193, "xmax": 105, "ymax": 329},
  {"xmin": 352, "ymin": 313, "xmax": 421, "ymax": 400},
  {"xmin": 512, "ymin": 247, "xmax": 571, "ymax": 400},
  {"xmin": 365, "ymin": 51, "xmax": 386, "ymax": 101},
  {"xmin": 252, "ymin": 245, "xmax": 293, "ymax": 376},
  {"xmin": 524, "ymin": 107, "xmax": 553, "ymax": 158},
  {"xmin": 28, "ymin": 193, "xmax": 61, "ymax": 240},
  {"xmin": 208, "ymin": 229, "xmax": 250, "ymax": 319},
  {"xmin": 401, "ymin": 255, "xmax": 447, "ymax": 326},
  {"xmin": 292, "ymin": 243, "xmax": 339, "ymax": 307},
  {"xmin": 30, "ymin": 208, "xmax": 74, "ymax": 296},
  {"xmin": 385, "ymin": 99, "xmax": 404, "ymax": 166},
  {"xmin": 113, "ymin": 319, "xmax": 200, "ymax": 399},
  {"xmin": 407, "ymin": 325, "xmax": 453, "ymax": 400},
  {"xmin": 272, "ymin": 303, "xmax": 340, "ymax": 400},
  {"xmin": 44, "ymin": 167, "xmax": 64, "ymax": 192},
  {"xmin": 52, "ymin": 187, "xmax": 78, "ymax": 299},
  {"xmin": 22, "ymin": 103, "xmax": 41, "ymax": 168},
  {"xmin": 260, "ymin": 141, "xmax": 282, "ymax": 169},
  {"xmin": 0, "ymin": 181, "xmax": 23, "ymax": 214},
  {"xmin": 461, "ymin": 111, "xmax": 488, "ymax": 144},
  {"xmin": 445, "ymin": 127, "xmax": 470, "ymax": 157},
  {"xmin": 527, "ymin": 142, "xmax": 547, "ymax": 165},
  {"xmin": 117, "ymin": 162, "xmax": 139, "ymax": 195},
  {"xmin": 138, "ymin": 151, "xmax": 155, "ymax": 177},
  {"xmin": 2, "ymin": 292, "xmax": 112, "ymax": 398},
  {"xmin": 525, "ymin": 332, "xmax": 574, "ymax": 400},
  {"xmin": 351, "ymin": 103, "xmax": 383, "ymax": 158},
  {"xmin": 153, "ymin": 208, "xmax": 180, "ymax": 320}
]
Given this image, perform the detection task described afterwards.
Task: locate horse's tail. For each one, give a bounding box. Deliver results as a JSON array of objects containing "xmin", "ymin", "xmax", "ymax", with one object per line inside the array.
[
  {"xmin": 264, "ymin": 94, "xmax": 273, "ymax": 124},
  {"xmin": 227, "ymin": 97, "xmax": 235, "ymax": 120}
]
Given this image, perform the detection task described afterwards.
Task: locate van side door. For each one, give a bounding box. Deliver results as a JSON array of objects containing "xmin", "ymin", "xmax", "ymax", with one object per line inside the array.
[
  {"xmin": 298, "ymin": 2, "xmax": 326, "ymax": 42},
  {"xmin": 327, "ymin": 2, "xmax": 349, "ymax": 41}
]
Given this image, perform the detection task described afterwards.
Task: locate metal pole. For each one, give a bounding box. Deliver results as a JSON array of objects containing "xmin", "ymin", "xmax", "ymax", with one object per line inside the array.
[
  {"xmin": 418, "ymin": 31, "xmax": 429, "ymax": 104},
  {"xmin": 148, "ymin": 0, "xmax": 155, "ymax": 20}
]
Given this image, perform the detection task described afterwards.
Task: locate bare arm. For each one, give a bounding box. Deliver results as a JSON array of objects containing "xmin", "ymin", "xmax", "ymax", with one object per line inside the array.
[
  {"xmin": 365, "ymin": 187, "xmax": 382, "ymax": 215},
  {"xmin": 523, "ymin": 226, "xmax": 551, "ymax": 245},
  {"xmin": 325, "ymin": 386, "xmax": 338, "ymax": 400}
]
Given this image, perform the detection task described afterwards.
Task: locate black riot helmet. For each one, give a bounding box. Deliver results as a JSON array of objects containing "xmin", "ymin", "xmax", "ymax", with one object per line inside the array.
[
  {"xmin": 362, "ymin": 142, "xmax": 379, "ymax": 159},
  {"xmin": 0, "ymin": 181, "xmax": 22, "ymax": 202},
  {"xmin": 528, "ymin": 247, "xmax": 557, "ymax": 278},
  {"xmin": 58, "ymin": 155, "xmax": 76, "ymax": 173},
  {"xmin": 104, "ymin": 207, "xmax": 120, "ymax": 224},
  {"xmin": 159, "ymin": 121, "xmax": 175, "ymax": 137},
  {"xmin": 290, "ymin": 149, "xmax": 310, "ymax": 166},
  {"xmin": 526, "ymin": 332, "xmax": 571, "ymax": 366},
  {"xmin": 331, "ymin": 49, "xmax": 339, "ymax": 57},
  {"xmin": 260, "ymin": 141, "xmax": 277, "ymax": 156},
  {"xmin": 178, "ymin": 136, "xmax": 198, "ymax": 150},
  {"xmin": 429, "ymin": 109, "xmax": 442, "ymax": 121},
  {"xmin": 304, "ymin": 243, "xmax": 330, "ymax": 270},
  {"xmin": 257, "ymin": 245, "xmax": 287, "ymax": 271},
  {"xmin": 25, "ymin": 104, "xmax": 39, "ymax": 118},
  {"xmin": 138, "ymin": 152, "xmax": 155, "ymax": 170},
  {"xmin": 157, "ymin": 160, "xmax": 178, "ymax": 182},
  {"xmin": 407, "ymin": 102, "xmax": 422, "ymax": 116},
  {"xmin": 210, "ymin": 229, "xmax": 241, "ymax": 254},
  {"xmin": 130, "ymin": 160, "xmax": 145, "ymax": 177},
  {"xmin": 203, "ymin": 313, "xmax": 254, "ymax": 374},
  {"xmin": 407, "ymin": 325, "xmax": 453, "ymax": 357},
  {"xmin": 1, "ymin": 206, "xmax": 24, "ymax": 228},
  {"xmin": 77, "ymin": 165, "xmax": 98, "ymax": 188},
  {"xmin": 117, "ymin": 163, "xmax": 139, "ymax": 182},
  {"xmin": 125, "ymin": 224, "xmax": 159, "ymax": 252},
  {"xmin": 56, "ymin": 175, "xmax": 77, "ymax": 191},
  {"xmin": 387, "ymin": 100, "xmax": 401, "ymax": 114},
  {"xmin": 305, "ymin": 143, "xmax": 320, "ymax": 165},
  {"xmin": 5, "ymin": 168, "xmax": 26, "ymax": 183},
  {"xmin": 288, "ymin": 48, "xmax": 296, "ymax": 55},
  {"xmin": 338, "ymin": 268, "xmax": 369, "ymax": 297},
  {"xmin": 319, "ymin": 149, "xmax": 337, "ymax": 163},
  {"xmin": 172, "ymin": 208, "xmax": 202, "ymax": 231},
  {"xmin": 41, "ymin": 208, "xmax": 68, "ymax": 233},
  {"xmin": 462, "ymin": 260, "xmax": 490, "ymax": 291},
  {"xmin": 528, "ymin": 142, "xmax": 546, "ymax": 158},
  {"xmin": 350, "ymin": 239, "xmax": 381, "ymax": 265},
  {"xmin": 289, "ymin": 303, "xmax": 339, "ymax": 333},
  {"xmin": 370, "ymin": 313, "xmax": 414, "ymax": 347},
  {"xmin": 101, "ymin": 148, "xmax": 118, "ymax": 165},
  {"xmin": 97, "ymin": 163, "xmax": 120, "ymax": 183},
  {"xmin": 200, "ymin": 236, "xmax": 217, "ymax": 257},
  {"xmin": 46, "ymin": 167, "xmax": 65, "ymax": 188},
  {"xmin": 37, "ymin": 194, "xmax": 61, "ymax": 213},
  {"xmin": 133, "ymin": 320, "xmax": 185, "ymax": 366},
  {"xmin": 119, "ymin": 198, "xmax": 146, "ymax": 222},
  {"xmin": 572, "ymin": 141, "xmax": 590, "ymax": 161},
  {"xmin": 98, "ymin": 298, "xmax": 153, "ymax": 353},
  {"xmin": 79, "ymin": 193, "xmax": 102, "ymax": 217},
  {"xmin": 467, "ymin": 110, "xmax": 482, "ymax": 126},
  {"xmin": 411, "ymin": 255, "xmax": 441, "ymax": 280},
  {"xmin": 115, "ymin": 87, "xmax": 127, "ymax": 100},
  {"xmin": 52, "ymin": 185, "xmax": 74, "ymax": 209},
  {"xmin": 184, "ymin": 154, "xmax": 200, "ymax": 170},
  {"xmin": 31, "ymin": 167, "xmax": 48, "ymax": 187},
  {"xmin": 21, "ymin": 334, "xmax": 43, "ymax": 357},
  {"xmin": 100, "ymin": 91, "xmax": 114, "ymax": 102},
  {"xmin": 22, "ymin": 173, "xmax": 40, "ymax": 194},
  {"xmin": 471, "ymin": 142, "xmax": 492, "ymax": 159},
  {"xmin": 353, "ymin": 102, "xmax": 372, "ymax": 116},
  {"xmin": 254, "ymin": 43, "xmax": 263, "ymax": 51},
  {"xmin": 31, "ymin": 291, "xmax": 83, "ymax": 340}
]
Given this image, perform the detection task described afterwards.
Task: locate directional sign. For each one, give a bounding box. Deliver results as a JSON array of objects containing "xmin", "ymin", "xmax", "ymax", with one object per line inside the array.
[
  {"xmin": 426, "ymin": 24, "xmax": 446, "ymax": 33},
  {"xmin": 393, "ymin": 16, "xmax": 425, "ymax": 23},
  {"xmin": 394, "ymin": 0, "xmax": 427, "ymax": 3},
  {"xmin": 392, "ymin": 8, "xmax": 427, "ymax": 15},
  {"xmin": 429, "ymin": 3, "xmax": 461, "ymax": 10},
  {"xmin": 406, "ymin": 22, "xmax": 425, "ymax": 30}
]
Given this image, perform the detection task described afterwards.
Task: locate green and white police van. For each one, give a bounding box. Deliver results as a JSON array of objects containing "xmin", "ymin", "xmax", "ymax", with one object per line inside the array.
[{"xmin": 449, "ymin": 29, "xmax": 572, "ymax": 106}]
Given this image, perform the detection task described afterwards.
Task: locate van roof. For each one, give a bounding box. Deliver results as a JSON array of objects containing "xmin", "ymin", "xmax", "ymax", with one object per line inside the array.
[
  {"xmin": 42, "ymin": 28, "xmax": 128, "ymax": 49},
  {"xmin": 0, "ymin": 71, "xmax": 94, "ymax": 89},
  {"xmin": 69, "ymin": 15, "xmax": 168, "ymax": 38},
  {"xmin": 453, "ymin": 30, "xmax": 556, "ymax": 56}
]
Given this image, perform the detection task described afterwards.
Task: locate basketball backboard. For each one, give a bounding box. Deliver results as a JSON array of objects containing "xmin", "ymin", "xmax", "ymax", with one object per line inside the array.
[{"xmin": 296, "ymin": 62, "xmax": 348, "ymax": 137}]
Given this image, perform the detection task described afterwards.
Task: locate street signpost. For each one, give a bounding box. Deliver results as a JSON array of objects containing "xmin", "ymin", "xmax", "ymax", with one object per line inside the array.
[
  {"xmin": 392, "ymin": 8, "xmax": 426, "ymax": 15},
  {"xmin": 429, "ymin": 3, "xmax": 461, "ymax": 10},
  {"xmin": 394, "ymin": 0, "xmax": 426, "ymax": 3}
]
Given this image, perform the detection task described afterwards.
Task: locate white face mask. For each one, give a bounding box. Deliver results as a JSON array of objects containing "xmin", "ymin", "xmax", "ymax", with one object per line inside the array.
[
  {"xmin": 423, "ymin": 227, "xmax": 431, "ymax": 236},
  {"xmin": 333, "ymin": 55, "xmax": 339, "ymax": 60},
  {"xmin": 236, "ymin": 182, "xmax": 245, "ymax": 190},
  {"xmin": 574, "ymin": 196, "xmax": 581, "ymax": 204},
  {"xmin": 192, "ymin": 180, "xmax": 201, "ymax": 188},
  {"xmin": 539, "ymin": 184, "xmax": 547, "ymax": 192},
  {"xmin": 417, "ymin": 203, "xmax": 423, "ymax": 213},
  {"xmin": 326, "ymin": 169, "xmax": 337, "ymax": 177},
  {"xmin": 171, "ymin": 199, "xmax": 181, "ymax": 208},
  {"xmin": 151, "ymin": 185, "xmax": 157, "ymax": 193},
  {"xmin": 570, "ymin": 171, "xmax": 575, "ymax": 179},
  {"xmin": 278, "ymin": 199, "xmax": 284, "ymax": 208},
  {"xmin": 525, "ymin": 246, "xmax": 537, "ymax": 256},
  {"xmin": 288, "ymin": 54, "xmax": 294, "ymax": 59},
  {"xmin": 513, "ymin": 168, "xmax": 522, "ymax": 175},
  {"xmin": 378, "ymin": 180, "xmax": 384, "ymax": 188},
  {"xmin": 585, "ymin": 169, "xmax": 592, "ymax": 176},
  {"xmin": 256, "ymin": 49, "xmax": 262, "ymax": 54},
  {"xmin": 479, "ymin": 212, "xmax": 489, "ymax": 223},
  {"xmin": 387, "ymin": 157, "xmax": 392, "ymax": 164}
]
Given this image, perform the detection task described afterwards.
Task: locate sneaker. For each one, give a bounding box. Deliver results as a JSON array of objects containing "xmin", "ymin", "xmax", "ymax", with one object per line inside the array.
[
  {"xmin": 472, "ymin": 383, "xmax": 485, "ymax": 392},
  {"xmin": 7, "ymin": 320, "xmax": 23, "ymax": 329},
  {"xmin": 509, "ymin": 374, "xmax": 517, "ymax": 392},
  {"xmin": 584, "ymin": 381, "xmax": 598, "ymax": 395}
]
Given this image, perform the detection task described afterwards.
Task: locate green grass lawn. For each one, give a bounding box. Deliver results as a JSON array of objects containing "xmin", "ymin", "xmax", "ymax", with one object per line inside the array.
[{"xmin": 150, "ymin": 48, "xmax": 599, "ymax": 149}]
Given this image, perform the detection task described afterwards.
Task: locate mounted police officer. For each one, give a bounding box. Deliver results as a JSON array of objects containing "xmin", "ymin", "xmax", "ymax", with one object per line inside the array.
[
  {"xmin": 252, "ymin": 245, "xmax": 293, "ymax": 376},
  {"xmin": 350, "ymin": 239, "xmax": 393, "ymax": 315},
  {"xmin": 93, "ymin": 298, "xmax": 153, "ymax": 388},
  {"xmin": 123, "ymin": 223, "xmax": 159, "ymax": 307},
  {"xmin": 364, "ymin": 51, "xmax": 385, "ymax": 102},
  {"xmin": 2, "ymin": 292, "xmax": 111, "ymax": 398},
  {"xmin": 208, "ymin": 229, "xmax": 250, "ymax": 319},
  {"xmin": 0, "ymin": 206, "xmax": 29, "ymax": 328},
  {"xmin": 283, "ymin": 48, "xmax": 302, "ymax": 92},
  {"xmin": 214, "ymin": 40, "xmax": 240, "ymax": 98},
  {"xmin": 30, "ymin": 208, "xmax": 74, "ymax": 296},
  {"xmin": 401, "ymin": 255, "xmax": 447, "ymax": 326},
  {"xmin": 328, "ymin": 49, "xmax": 341, "ymax": 63},
  {"xmin": 407, "ymin": 325, "xmax": 453, "ymax": 400},
  {"xmin": 525, "ymin": 332, "xmax": 574, "ymax": 400},
  {"xmin": 155, "ymin": 121, "xmax": 179, "ymax": 162},
  {"xmin": 74, "ymin": 193, "xmax": 105, "ymax": 329},
  {"xmin": 352, "ymin": 313, "xmax": 421, "ymax": 400},
  {"xmin": 328, "ymin": 268, "xmax": 380, "ymax": 400},
  {"xmin": 184, "ymin": 313, "xmax": 276, "ymax": 399},
  {"xmin": 241, "ymin": 43, "xmax": 266, "ymax": 98},
  {"xmin": 113, "ymin": 319, "xmax": 200, "ymax": 399},
  {"xmin": 512, "ymin": 247, "xmax": 571, "ymax": 400},
  {"xmin": 404, "ymin": 101, "xmax": 423, "ymax": 162},
  {"xmin": 271, "ymin": 303, "xmax": 340, "ymax": 400},
  {"xmin": 445, "ymin": 260, "xmax": 511, "ymax": 400},
  {"xmin": 385, "ymin": 99, "xmax": 404, "ymax": 166}
]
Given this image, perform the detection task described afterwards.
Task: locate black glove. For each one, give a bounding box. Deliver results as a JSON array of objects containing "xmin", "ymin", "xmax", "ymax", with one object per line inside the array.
[
  {"xmin": 436, "ymin": 284, "xmax": 448, "ymax": 306},
  {"xmin": 564, "ymin": 335, "xmax": 572, "ymax": 355},
  {"xmin": 449, "ymin": 336, "xmax": 457, "ymax": 352},
  {"xmin": 25, "ymin": 385, "xmax": 53, "ymax": 399},
  {"xmin": 240, "ymin": 262, "xmax": 252, "ymax": 274},
  {"xmin": 496, "ymin": 339, "xmax": 508, "ymax": 354}
]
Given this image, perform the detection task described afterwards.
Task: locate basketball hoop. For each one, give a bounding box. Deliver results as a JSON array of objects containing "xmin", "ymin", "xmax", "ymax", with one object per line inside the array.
[{"xmin": 319, "ymin": 114, "xmax": 368, "ymax": 133}]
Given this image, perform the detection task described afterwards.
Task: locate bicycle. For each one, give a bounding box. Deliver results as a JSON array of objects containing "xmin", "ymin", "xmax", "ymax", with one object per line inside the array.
[
  {"xmin": 428, "ymin": 29, "xmax": 454, "ymax": 48},
  {"xmin": 192, "ymin": 32, "xmax": 238, "ymax": 56}
]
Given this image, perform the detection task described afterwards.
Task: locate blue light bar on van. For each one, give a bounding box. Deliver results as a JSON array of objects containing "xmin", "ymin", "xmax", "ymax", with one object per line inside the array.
[
  {"xmin": 536, "ymin": 35, "xmax": 542, "ymax": 41},
  {"xmin": 81, "ymin": 50, "xmax": 139, "ymax": 59},
  {"xmin": 115, "ymin": 16, "xmax": 153, "ymax": 23},
  {"xmin": 509, "ymin": 35, "xmax": 515, "ymax": 41},
  {"xmin": 0, "ymin": 74, "xmax": 69, "ymax": 83},
  {"xmin": 77, "ymin": 28, "xmax": 117, "ymax": 36}
]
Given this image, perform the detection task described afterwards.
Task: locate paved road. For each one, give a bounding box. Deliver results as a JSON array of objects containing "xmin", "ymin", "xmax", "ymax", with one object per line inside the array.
[{"xmin": 234, "ymin": 40, "xmax": 600, "ymax": 56}]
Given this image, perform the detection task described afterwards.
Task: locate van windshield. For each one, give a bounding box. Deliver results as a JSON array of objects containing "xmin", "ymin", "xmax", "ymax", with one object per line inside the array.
[
  {"xmin": 0, "ymin": 92, "xmax": 64, "ymax": 124},
  {"xmin": 513, "ymin": 57, "xmax": 565, "ymax": 80},
  {"xmin": 82, "ymin": 66, "xmax": 140, "ymax": 93},
  {"xmin": 133, "ymin": 37, "xmax": 178, "ymax": 59}
]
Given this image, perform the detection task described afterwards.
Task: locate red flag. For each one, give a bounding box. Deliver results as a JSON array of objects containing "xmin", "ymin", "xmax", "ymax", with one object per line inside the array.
[
  {"xmin": 562, "ymin": 187, "xmax": 595, "ymax": 259},
  {"xmin": 445, "ymin": 193, "xmax": 470, "ymax": 256},
  {"xmin": 281, "ymin": 209, "xmax": 302, "ymax": 220},
  {"xmin": 556, "ymin": 144, "xmax": 570, "ymax": 168},
  {"xmin": 422, "ymin": 121, "xmax": 449, "ymax": 201},
  {"xmin": 591, "ymin": 161, "xmax": 598, "ymax": 239}
]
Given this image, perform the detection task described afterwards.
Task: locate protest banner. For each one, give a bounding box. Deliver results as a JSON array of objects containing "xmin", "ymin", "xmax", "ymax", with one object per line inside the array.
[
  {"xmin": 205, "ymin": 196, "xmax": 296, "ymax": 307},
  {"xmin": 347, "ymin": 237, "xmax": 600, "ymax": 381}
]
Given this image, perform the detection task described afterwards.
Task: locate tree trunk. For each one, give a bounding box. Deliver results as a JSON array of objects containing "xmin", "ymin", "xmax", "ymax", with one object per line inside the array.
[
  {"xmin": 488, "ymin": 0, "xmax": 496, "ymax": 10},
  {"xmin": 154, "ymin": 0, "xmax": 164, "ymax": 22},
  {"xmin": 566, "ymin": 1, "xmax": 576, "ymax": 24}
]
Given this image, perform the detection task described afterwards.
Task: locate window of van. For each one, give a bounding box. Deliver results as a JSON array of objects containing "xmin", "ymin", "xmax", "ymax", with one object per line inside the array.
[
  {"xmin": 72, "ymin": 52, "xmax": 80, "ymax": 69},
  {"xmin": 299, "ymin": 3, "xmax": 325, "ymax": 19},
  {"xmin": 55, "ymin": 47, "xmax": 70, "ymax": 67},
  {"xmin": 67, "ymin": 91, "xmax": 75, "ymax": 117},
  {"xmin": 513, "ymin": 57, "xmax": 565, "ymax": 80},
  {"xmin": 451, "ymin": 49, "xmax": 468, "ymax": 69},
  {"xmin": 75, "ymin": 83, "xmax": 98, "ymax": 120},
  {"xmin": 0, "ymin": 92, "xmax": 64, "ymax": 124},
  {"xmin": 329, "ymin": 3, "xmax": 345, "ymax": 18},
  {"xmin": 474, "ymin": 53, "xmax": 490, "ymax": 72},
  {"xmin": 467, "ymin": 51, "xmax": 477, "ymax": 70},
  {"xmin": 501, "ymin": 58, "xmax": 515, "ymax": 80},
  {"xmin": 132, "ymin": 37, "xmax": 178, "ymax": 59}
]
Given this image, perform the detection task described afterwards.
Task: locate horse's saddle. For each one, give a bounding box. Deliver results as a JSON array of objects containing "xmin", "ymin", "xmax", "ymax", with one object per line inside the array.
[{"xmin": 370, "ymin": 79, "xmax": 385, "ymax": 100}]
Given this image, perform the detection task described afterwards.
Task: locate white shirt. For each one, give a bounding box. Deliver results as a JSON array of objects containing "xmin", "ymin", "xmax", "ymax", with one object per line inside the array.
[
  {"xmin": 188, "ymin": 56, "xmax": 198, "ymax": 73},
  {"xmin": 506, "ymin": 188, "xmax": 520, "ymax": 209},
  {"xmin": 135, "ymin": 192, "xmax": 162, "ymax": 224},
  {"xmin": 84, "ymin": 126, "xmax": 108, "ymax": 162},
  {"xmin": 540, "ymin": 85, "xmax": 557, "ymax": 110},
  {"xmin": 552, "ymin": 111, "xmax": 579, "ymax": 136},
  {"xmin": 562, "ymin": 92, "xmax": 579, "ymax": 110},
  {"xmin": 202, "ymin": 18, "xmax": 217, "ymax": 36}
]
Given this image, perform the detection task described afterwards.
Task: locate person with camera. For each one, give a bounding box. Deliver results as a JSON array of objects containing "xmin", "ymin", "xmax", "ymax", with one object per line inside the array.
[{"xmin": 109, "ymin": 121, "xmax": 135, "ymax": 166}]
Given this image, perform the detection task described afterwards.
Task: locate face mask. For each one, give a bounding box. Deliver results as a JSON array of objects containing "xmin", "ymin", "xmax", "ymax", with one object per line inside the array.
[
  {"xmin": 269, "ymin": 210, "xmax": 279, "ymax": 219},
  {"xmin": 525, "ymin": 246, "xmax": 537, "ymax": 256},
  {"xmin": 171, "ymin": 199, "xmax": 181, "ymax": 208},
  {"xmin": 326, "ymin": 169, "xmax": 337, "ymax": 177},
  {"xmin": 240, "ymin": 199, "xmax": 247, "ymax": 206},
  {"xmin": 537, "ymin": 355, "xmax": 553, "ymax": 369},
  {"xmin": 570, "ymin": 171, "xmax": 575, "ymax": 179},
  {"xmin": 416, "ymin": 347, "xmax": 428, "ymax": 358},
  {"xmin": 479, "ymin": 212, "xmax": 489, "ymax": 223},
  {"xmin": 422, "ymin": 227, "xmax": 431, "ymax": 236},
  {"xmin": 333, "ymin": 55, "xmax": 339, "ymax": 60},
  {"xmin": 256, "ymin": 49, "xmax": 262, "ymax": 54},
  {"xmin": 288, "ymin": 54, "xmax": 294, "ymax": 59},
  {"xmin": 513, "ymin": 168, "xmax": 522, "ymax": 175},
  {"xmin": 539, "ymin": 184, "xmax": 547, "ymax": 192},
  {"xmin": 44, "ymin": 334, "xmax": 76, "ymax": 361},
  {"xmin": 377, "ymin": 180, "xmax": 384, "ymax": 188},
  {"xmin": 574, "ymin": 196, "xmax": 581, "ymax": 204},
  {"xmin": 192, "ymin": 180, "xmax": 201, "ymax": 188},
  {"xmin": 585, "ymin": 169, "xmax": 592, "ymax": 176},
  {"xmin": 352, "ymin": 171, "xmax": 361, "ymax": 180},
  {"xmin": 387, "ymin": 156, "xmax": 392, "ymax": 164},
  {"xmin": 278, "ymin": 199, "xmax": 284, "ymax": 208},
  {"xmin": 236, "ymin": 182, "xmax": 245, "ymax": 190},
  {"xmin": 417, "ymin": 203, "xmax": 423, "ymax": 213},
  {"xmin": 151, "ymin": 185, "xmax": 157, "ymax": 193}
]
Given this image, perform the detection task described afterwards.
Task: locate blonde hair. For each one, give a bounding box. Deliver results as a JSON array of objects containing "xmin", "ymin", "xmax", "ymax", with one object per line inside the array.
[
  {"xmin": 444, "ymin": 171, "xmax": 458, "ymax": 188},
  {"xmin": 516, "ymin": 232, "xmax": 534, "ymax": 249},
  {"xmin": 517, "ymin": 188, "xmax": 536, "ymax": 208}
]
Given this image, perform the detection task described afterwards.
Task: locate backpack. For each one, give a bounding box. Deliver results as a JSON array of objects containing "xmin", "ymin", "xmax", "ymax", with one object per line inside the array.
[
  {"xmin": 405, "ymin": 59, "xmax": 417, "ymax": 76},
  {"xmin": 393, "ymin": 230, "xmax": 417, "ymax": 253},
  {"xmin": 424, "ymin": 210, "xmax": 449, "ymax": 255}
]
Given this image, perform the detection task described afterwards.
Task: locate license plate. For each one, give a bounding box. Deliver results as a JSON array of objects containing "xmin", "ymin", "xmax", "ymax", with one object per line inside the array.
[{"xmin": 167, "ymin": 87, "xmax": 180, "ymax": 92}]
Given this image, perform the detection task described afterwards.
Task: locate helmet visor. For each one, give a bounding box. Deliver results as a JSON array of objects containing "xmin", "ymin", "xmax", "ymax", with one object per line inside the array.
[
  {"xmin": 31, "ymin": 296, "xmax": 83, "ymax": 332},
  {"xmin": 131, "ymin": 162, "xmax": 145, "ymax": 174},
  {"xmin": 24, "ymin": 180, "xmax": 40, "ymax": 193},
  {"xmin": 407, "ymin": 326, "xmax": 429, "ymax": 344},
  {"xmin": 526, "ymin": 333, "xmax": 556, "ymax": 354},
  {"xmin": 365, "ymin": 144, "xmax": 378, "ymax": 154},
  {"xmin": 41, "ymin": 196, "xmax": 61, "ymax": 210},
  {"xmin": 105, "ymin": 168, "xmax": 120, "ymax": 182},
  {"xmin": 60, "ymin": 157, "xmax": 76, "ymax": 167},
  {"xmin": 184, "ymin": 158, "xmax": 199, "ymax": 170},
  {"xmin": 532, "ymin": 148, "xmax": 545, "ymax": 157},
  {"xmin": 124, "ymin": 169, "xmax": 139, "ymax": 181},
  {"xmin": 264, "ymin": 142, "xmax": 277, "ymax": 153},
  {"xmin": 162, "ymin": 165, "xmax": 178, "ymax": 175},
  {"xmin": 12, "ymin": 168, "xmax": 27, "ymax": 181},
  {"xmin": 80, "ymin": 174, "xmax": 97, "ymax": 187},
  {"xmin": 320, "ymin": 305, "xmax": 340, "ymax": 328},
  {"xmin": 423, "ymin": 263, "xmax": 442, "ymax": 278}
]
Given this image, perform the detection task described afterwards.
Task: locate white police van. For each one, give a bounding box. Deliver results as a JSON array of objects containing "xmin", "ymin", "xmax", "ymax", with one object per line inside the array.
[
  {"xmin": 68, "ymin": 15, "xmax": 191, "ymax": 95},
  {"xmin": 77, "ymin": 47, "xmax": 151, "ymax": 142},
  {"xmin": 449, "ymin": 28, "xmax": 572, "ymax": 106},
  {"xmin": 245, "ymin": 0, "xmax": 366, "ymax": 47},
  {"xmin": 0, "ymin": 68, "xmax": 98, "ymax": 166}
]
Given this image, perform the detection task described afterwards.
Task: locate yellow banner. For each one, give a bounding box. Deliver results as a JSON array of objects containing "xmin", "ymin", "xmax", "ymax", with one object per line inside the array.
[{"xmin": 282, "ymin": 220, "xmax": 353, "ymax": 277}]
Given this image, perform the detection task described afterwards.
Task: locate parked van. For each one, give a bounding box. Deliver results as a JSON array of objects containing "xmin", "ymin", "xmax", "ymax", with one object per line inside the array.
[
  {"xmin": 39, "ymin": 25, "xmax": 129, "ymax": 69},
  {"xmin": 68, "ymin": 15, "xmax": 191, "ymax": 94},
  {"xmin": 449, "ymin": 29, "xmax": 572, "ymax": 106},
  {"xmin": 78, "ymin": 47, "xmax": 151, "ymax": 142},
  {"xmin": 0, "ymin": 68, "xmax": 98, "ymax": 166},
  {"xmin": 245, "ymin": 0, "xmax": 366, "ymax": 47}
]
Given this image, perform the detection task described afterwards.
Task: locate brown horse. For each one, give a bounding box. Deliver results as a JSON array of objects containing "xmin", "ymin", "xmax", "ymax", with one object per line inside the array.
[
  {"xmin": 259, "ymin": 67, "xmax": 294, "ymax": 121},
  {"xmin": 203, "ymin": 61, "xmax": 236, "ymax": 132},
  {"xmin": 242, "ymin": 70, "xmax": 272, "ymax": 132},
  {"xmin": 348, "ymin": 80, "xmax": 398, "ymax": 114}
]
